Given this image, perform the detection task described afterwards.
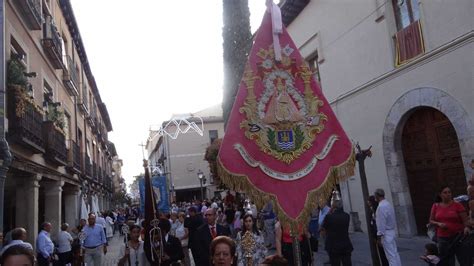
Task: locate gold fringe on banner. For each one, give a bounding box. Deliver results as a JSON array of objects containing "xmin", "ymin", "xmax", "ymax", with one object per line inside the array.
[{"xmin": 217, "ymin": 147, "xmax": 356, "ymax": 231}]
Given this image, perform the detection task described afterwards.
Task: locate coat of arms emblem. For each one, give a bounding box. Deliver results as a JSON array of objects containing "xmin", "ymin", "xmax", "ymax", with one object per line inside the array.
[{"xmin": 239, "ymin": 46, "xmax": 328, "ymax": 164}]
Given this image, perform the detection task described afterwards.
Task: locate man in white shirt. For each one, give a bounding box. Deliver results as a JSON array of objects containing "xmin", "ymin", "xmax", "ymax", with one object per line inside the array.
[
  {"xmin": 374, "ymin": 188, "xmax": 402, "ymax": 266},
  {"xmin": 0, "ymin": 228, "xmax": 33, "ymax": 256},
  {"xmin": 36, "ymin": 222, "xmax": 55, "ymax": 266},
  {"xmin": 57, "ymin": 223, "xmax": 73, "ymax": 265}
]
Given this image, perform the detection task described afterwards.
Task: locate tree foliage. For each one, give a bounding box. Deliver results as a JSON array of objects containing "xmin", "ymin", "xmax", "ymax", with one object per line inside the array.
[
  {"xmin": 112, "ymin": 190, "xmax": 131, "ymax": 206},
  {"xmin": 222, "ymin": 0, "xmax": 252, "ymax": 126}
]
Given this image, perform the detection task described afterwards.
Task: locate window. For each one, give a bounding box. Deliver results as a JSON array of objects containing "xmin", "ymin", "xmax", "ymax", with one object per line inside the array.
[
  {"xmin": 10, "ymin": 38, "xmax": 27, "ymax": 67},
  {"xmin": 392, "ymin": 0, "xmax": 420, "ymax": 30},
  {"xmin": 209, "ymin": 130, "xmax": 218, "ymax": 144},
  {"xmin": 64, "ymin": 112, "xmax": 71, "ymax": 148},
  {"xmin": 43, "ymin": 81, "xmax": 53, "ymax": 115},
  {"xmin": 61, "ymin": 33, "xmax": 68, "ymax": 68},
  {"xmin": 307, "ymin": 51, "xmax": 322, "ymax": 85},
  {"xmin": 78, "ymin": 129, "xmax": 83, "ymax": 152},
  {"xmin": 89, "ymin": 92, "xmax": 93, "ymax": 113}
]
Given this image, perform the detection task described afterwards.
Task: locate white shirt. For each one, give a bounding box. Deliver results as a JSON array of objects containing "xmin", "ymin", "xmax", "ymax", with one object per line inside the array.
[
  {"xmin": 96, "ymin": 216, "xmax": 107, "ymax": 229},
  {"xmin": 0, "ymin": 240, "xmax": 33, "ymax": 256},
  {"xmin": 375, "ymin": 199, "xmax": 397, "ymax": 236},
  {"xmin": 105, "ymin": 216, "xmax": 114, "ymax": 238},
  {"xmin": 56, "ymin": 231, "xmax": 73, "ymax": 253},
  {"xmin": 36, "ymin": 230, "xmax": 54, "ymax": 259},
  {"xmin": 118, "ymin": 241, "xmax": 150, "ymax": 266}
]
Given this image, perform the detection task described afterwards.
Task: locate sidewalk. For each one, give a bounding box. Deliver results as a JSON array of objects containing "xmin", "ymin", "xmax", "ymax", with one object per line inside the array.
[{"xmin": 313, "ymin": 232, "xmax": 431, "ymax": 265}]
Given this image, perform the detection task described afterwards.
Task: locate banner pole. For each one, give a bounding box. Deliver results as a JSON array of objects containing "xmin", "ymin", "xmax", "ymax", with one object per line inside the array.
[
  {"xmin": 355, "ymin": 143, "xmax": 379, "ymax": 266},
  {"xmin": 291, "ymin": 231, "xmax": 302, "ymax": 266}
]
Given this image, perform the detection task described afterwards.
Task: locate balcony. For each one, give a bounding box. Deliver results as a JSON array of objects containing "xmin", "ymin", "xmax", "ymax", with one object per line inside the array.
[
  {"xmin": 98, "ymin": 126, "xmax": 108, "ymax": 146},
  {"xmin": 77, "ymin": 84, "xmax": 89, "ymax": 115},
  {"xmin": 42, "ymin": 121, "xmax": 67, "ymax": 166},
  {"xmin": 67, "ymin": 140, "xmax": 81, "ymax": 174},
  {"xmin": 98, "ymin": 167, "xmax": 102, "ymax": 184},
  {"xmin": 62, "ymin": 55, "xmax": 79, "ymax": 96},
  {"xmin": 87, "ymin": 109, "xmax": 96, "ymax": 129},
  {"xmin": 394, "ymin": 20, "xmax": 425, "ymax": 66},
  {"xmin": 84, "ymin": 155, "xmax": 92, "ymax": 178},
  {"xmin": 14, "ymin": 0, "xmax": 42, "ymax": 30},
  {"xmin": 7, "ymin": 85, "xmax": 45, "ymax": 153},
  {"xmin": 41, "ymin": 16, "xmax": 63, "ymax": 69},
  {"xmin": 93, "ymin": 162, "xmax": 97, "ymax": 181}
]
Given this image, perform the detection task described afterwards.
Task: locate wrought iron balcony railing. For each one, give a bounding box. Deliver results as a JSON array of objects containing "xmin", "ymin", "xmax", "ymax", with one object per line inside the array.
[
  {"xmin": 14, "ymin": 0, "xmax": 42, "ymax": 30},
  {"xmin": 93, "ymin": 162, "xmax": 97, "ymax": 180},
  {"xmin": 43, "ymin": 121, "xmax": 67, "ymax": 166},
  {"xmin": 67, "ymin": 140, "xmax": 81, "ymax": 174},
  {"xmin": 41, "ymin": 16, "xmax": 63, "ymax": 69},
  {"xmin": 7, "ymin": 85, "xmax": 45, "ymax": 153},
  {"xmin": 62, "ymin": 55, "xmax": 79, "ymax": 96},
  {"xmin": 77, "ymin": 83, "xmax": 89, "ymax": 115},
  {"xmin": 84, "ymin": 155, "xmax": 92, "ymax": 178}
]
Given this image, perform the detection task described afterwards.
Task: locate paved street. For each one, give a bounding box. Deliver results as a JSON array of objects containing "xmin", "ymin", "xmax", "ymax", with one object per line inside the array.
[
  {"xmin": 101, "ymin": 231, "xmax": 430, "ymax": 265},
  {"xmin": 102, "ymin": 233, "xmax": 123, "ymax": 266},
  {"xmin": 313, "ymin": 232, "xmax": 430, "ymax": 265}
]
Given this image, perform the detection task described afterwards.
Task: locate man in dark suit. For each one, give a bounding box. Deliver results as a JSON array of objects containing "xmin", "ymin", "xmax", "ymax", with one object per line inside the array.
[
  {"xmin": 158, "ymin": 218, "xmax": 184, "ymax": 266},
  {"xmin": 184, "ymin": 206, "xmax": 204, "ymax": 264},
  {"xmin": 195, "ymin": 208, "xmax": 231, "ymax": 266},
  {"xmin": 321, "ymin": 199, "xmax": 353, "ymax": 266}
]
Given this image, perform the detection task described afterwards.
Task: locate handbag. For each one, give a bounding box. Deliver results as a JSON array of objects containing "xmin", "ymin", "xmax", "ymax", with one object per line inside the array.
[
  {"xmin": 426, "ymin": 223, "xmax": 437, "ymax": 242},
  {"xmin": 427, "ymin": 203, "xmax": 439, "ymax": 242}
]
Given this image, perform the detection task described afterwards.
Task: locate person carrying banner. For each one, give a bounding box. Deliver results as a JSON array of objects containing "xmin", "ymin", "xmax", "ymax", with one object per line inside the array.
[
  {"xmin": 374, "ymin": 189, "xmax": 401, "ymax": 266},
  {"xmin": 217, "ymin": 3, "xmax": 355, "ymax": 264},
  {"xmin": 157, "ymin": 218, "xmax": 184, "ymax": 266},
  {"xmin": 184, "ymin": 206, "xmax": 203, "ymax": 265},
  {"xmin": 118, "ymin": 224, "xmax": 148, "ymax": 266},
  {"xmin": 321, "ymin": 199, "xmax": 353, "ymax": 265}
]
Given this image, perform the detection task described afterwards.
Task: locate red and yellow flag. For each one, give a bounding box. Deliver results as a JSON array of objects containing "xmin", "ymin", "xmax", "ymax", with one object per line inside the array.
[{"xmin": 218, "ymin": 5, "xmax": 355, "ymax": 227}]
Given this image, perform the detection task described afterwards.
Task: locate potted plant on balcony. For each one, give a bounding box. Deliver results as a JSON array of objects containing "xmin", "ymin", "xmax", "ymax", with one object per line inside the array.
[
  {"xmin": 6, "ymin": 56, "xmax": 42, "ymax": 116},
  {"xmin": 45, "ymin": 102, "xmax": 66, "ymax": 135}
]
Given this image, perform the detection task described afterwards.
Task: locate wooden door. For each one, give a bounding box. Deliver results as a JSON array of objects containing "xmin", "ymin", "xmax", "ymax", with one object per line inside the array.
[{"xmin": 402, "ymin": 107, "xmax": 466, "ymax": 234}]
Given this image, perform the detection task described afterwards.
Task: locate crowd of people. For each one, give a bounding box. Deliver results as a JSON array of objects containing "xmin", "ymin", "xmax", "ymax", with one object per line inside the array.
[{"xmin": 0, "ymin": 181, "xmax": 472, "ymax": 266}]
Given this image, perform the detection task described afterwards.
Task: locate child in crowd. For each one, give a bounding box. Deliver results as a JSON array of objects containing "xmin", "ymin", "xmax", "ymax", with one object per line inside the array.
[{"xmin": 420, "ymin": 243, "xmax": 440, "ymax": 265}]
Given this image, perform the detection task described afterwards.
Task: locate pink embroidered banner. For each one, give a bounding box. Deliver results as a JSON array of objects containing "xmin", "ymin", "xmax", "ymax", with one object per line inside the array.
[{"xmin": 218, "ymin": 7, "xmax": 354, "ymax": 225}]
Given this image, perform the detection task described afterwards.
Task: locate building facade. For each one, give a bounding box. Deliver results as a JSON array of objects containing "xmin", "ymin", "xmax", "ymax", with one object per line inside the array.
[
  {"xmin": 2, "ymin": 0, "xmax": 117, "ymax": 244},
  {"xmin": 279, "ymin": 0, "xmax": 473, "ymax": 236},
  {"xmin": 147, "ymin": 105, "xmax": 225, "ymax": 203}
]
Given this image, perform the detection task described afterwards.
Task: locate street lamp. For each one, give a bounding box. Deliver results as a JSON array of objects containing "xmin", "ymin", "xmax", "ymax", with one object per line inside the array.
[{"xmin": 197, "ymin": 169, "xmax": 206, "ymax": 201}]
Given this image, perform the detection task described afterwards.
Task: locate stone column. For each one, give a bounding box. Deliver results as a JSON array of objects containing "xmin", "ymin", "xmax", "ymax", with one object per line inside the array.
[
  {"xmin": 43, "ymin": 181, "xmax": 64, "ymax": 238},
  {"xmin": 15, "ymin": 174, "xmax": 41, "ymax": 248},
  {"xmin": 63, "ymin": 186, "xmax": 80, "ymax": 229}
]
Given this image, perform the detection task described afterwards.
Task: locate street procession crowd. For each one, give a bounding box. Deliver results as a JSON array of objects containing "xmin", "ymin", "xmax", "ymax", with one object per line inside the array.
[{"xmin": 0, "ymin": 181, "xmax": 473, "ymax": 266}]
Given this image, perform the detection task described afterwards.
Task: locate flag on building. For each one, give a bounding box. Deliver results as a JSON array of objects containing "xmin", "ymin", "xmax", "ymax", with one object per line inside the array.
[{"xmin": 218, "ymin": 2, "xmax": 355, "ymax": 227}]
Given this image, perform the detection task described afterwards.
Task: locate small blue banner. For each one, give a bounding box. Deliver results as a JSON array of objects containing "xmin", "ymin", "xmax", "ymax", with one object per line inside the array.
[{"xmin": 139, "ymin": 175, "xmax": 170, "ymax": 214}]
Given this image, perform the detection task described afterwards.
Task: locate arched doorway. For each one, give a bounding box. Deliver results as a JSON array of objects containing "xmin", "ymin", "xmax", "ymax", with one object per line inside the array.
[{"xmin": 401, "ymin": 107, "xmax": 466, "ymax": 234}]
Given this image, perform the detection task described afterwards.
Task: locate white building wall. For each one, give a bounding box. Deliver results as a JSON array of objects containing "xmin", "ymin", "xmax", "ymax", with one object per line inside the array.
[{"xmin": 285, "ymin": 0, "xmax": 473, "ymax": 235}]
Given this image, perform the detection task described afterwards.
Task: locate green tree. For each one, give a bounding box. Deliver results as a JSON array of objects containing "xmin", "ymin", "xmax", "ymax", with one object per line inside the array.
[
  {"xmin": 222, "ymin": 0, "xmax": 252, "ymax": 125},
  {"xmin": 112, "ymin": 190, "xmax": 131, "ymax": 206}
]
